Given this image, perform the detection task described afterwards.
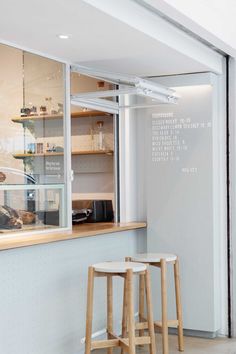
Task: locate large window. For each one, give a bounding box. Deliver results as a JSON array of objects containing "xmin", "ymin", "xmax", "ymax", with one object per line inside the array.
[{"xmin": 0, "ymin": 44, "xmax": 66, "ymax": 233}]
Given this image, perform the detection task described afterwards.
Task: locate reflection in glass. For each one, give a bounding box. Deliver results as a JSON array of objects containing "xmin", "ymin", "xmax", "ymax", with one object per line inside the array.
[
  {"xmin": 0, "ymin": 184, "xmax": 65, "ymax": 232},
  {"xmin": 0, "ymin": 44, "xmax": 66, "ymax": 232}
]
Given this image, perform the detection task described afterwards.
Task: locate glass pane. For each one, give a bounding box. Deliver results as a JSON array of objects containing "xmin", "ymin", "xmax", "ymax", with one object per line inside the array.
[
  {"xmin": 0, "ymin": 185, "xmax": 65, "ymax": 232},
  {"xmin": 70, "ymin": 73, "xmax": 115, "ymax": 223},
  {"xmin": 0, "ymin": 44, "xmax": 67, "ymax": 232},
  {"xmin": 20, "ymin": 51, "xmax": 64, "ymax": 184},
  {"xmin": 0, "ymin": 45, "xmax": 24, "ymax": 184}
]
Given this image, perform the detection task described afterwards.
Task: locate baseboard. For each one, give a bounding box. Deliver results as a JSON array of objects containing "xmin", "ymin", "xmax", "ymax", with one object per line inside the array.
[{"xmin": 168, "ymin": 327, "xmax": 220, "ymax": 339}]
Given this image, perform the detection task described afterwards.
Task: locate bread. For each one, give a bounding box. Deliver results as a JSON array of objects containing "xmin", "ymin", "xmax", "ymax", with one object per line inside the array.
[
  {"xmin": 0, "ymin": 206, "xmax": 23, "ymax": 229},
  {"xmin": 18, "ymin": 210, "xmax": 36, "ymax": 224}
]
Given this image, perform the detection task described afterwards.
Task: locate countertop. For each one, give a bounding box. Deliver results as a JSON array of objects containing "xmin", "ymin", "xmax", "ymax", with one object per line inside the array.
[{"xmin": 0, "ymin": 222, "xmax": 147, "ymax": 251}]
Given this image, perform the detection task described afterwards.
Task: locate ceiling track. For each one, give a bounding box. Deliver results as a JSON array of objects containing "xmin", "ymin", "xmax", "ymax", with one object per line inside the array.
[{"xmin": 132, "ymin": 0, "xmax": 227, "ymax": 57}]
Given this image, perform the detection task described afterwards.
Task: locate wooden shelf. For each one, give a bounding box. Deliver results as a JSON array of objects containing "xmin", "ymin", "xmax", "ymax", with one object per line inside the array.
[
  {"xmin": 71, "ymin": 111, "xmax": 112, "ymax": 118},
  {"xmin": 72, "ymin": 150, "xmax": 113, "ymax": 156},
  {"xmin": 13, "ymin": 150, "xmax": 114, "ymax": 159},
  {"xmin": 13, "ymin": 152, "xmax": 63, "ymax": 158},
  {"xmin": 12, "ymin": 114, "xmax": 62, "ymax": 123},
  {"xmin": 12, "ymin": 110, "xmax": 112, "ymax": 123}
]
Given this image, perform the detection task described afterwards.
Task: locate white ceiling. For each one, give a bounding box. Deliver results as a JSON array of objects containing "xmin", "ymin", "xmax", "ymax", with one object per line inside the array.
[
  {"xmin": 145, "ymin": 0, "xmax": 236, "ymax": 48},
  {"xmin": 143, "ymin": 0, "xmax": 236, "ymax": 56},
  {"xmin": 0, "ymin": 0, "xmax": 212, "ymax": 76}
]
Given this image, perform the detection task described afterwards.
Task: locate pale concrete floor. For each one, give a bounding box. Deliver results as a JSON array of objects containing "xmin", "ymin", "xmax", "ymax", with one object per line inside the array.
[
  {"xmin": 99, "ymin": 334, "xmax": 236, "ymax": 354},
  {"xmin": 139, "ymin": 334, "xmax": 236, "ymax": 354}
]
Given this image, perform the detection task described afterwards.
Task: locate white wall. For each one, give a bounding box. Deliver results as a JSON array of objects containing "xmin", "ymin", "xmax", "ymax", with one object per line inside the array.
[
  {"xmin": 131, "ymin": 0, "xmax": 236, "ymax": 338},
  {"xmin": 0, "ymin": 229, "xmax": 146, "ymax": 354},
  {"xmin": 133, "ymin": 73, "xmax": 227, "ymax": 336},
  {"xmin": 119, "ymin": 93, "xmax": 148, "ymax": 222},
  {"xmin": 229, "ymin": 58, "xmax": 236, "ymax": 337}
]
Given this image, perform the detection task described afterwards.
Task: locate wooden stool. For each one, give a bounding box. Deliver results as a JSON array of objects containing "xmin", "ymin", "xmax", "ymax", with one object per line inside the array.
[
  {"xmin": 85, "ymin": 261, "xmax": 156, "ymax": 354},
  {"xmin": 128, "ymin": 253, "xmax": 184, "ymax": 354}
]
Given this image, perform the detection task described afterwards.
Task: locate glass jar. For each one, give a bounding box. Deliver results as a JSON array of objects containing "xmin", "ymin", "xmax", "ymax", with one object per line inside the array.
[{"xmin": 95, "ymin": 120, "xmax": 105, "ymax": 151}]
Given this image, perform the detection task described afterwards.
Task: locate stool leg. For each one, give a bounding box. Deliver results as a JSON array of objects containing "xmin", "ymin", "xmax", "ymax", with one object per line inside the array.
[
  {"xmin": 161, "ymin": 259, "xmax": 169, "ymax": 354},
  {"xmin": 139, "ymin": 273, "xmax": 145, "ymax": 337},
  {"xmin": 107, "ymin": 275, "xmax": 113, "ymax": 354},
  {"xmin": 127, "ymin": 269, "xmax": 136, "ymax": 354},
  {"xmin": 174, "ymin": 258, "xmax": 184, "ymax": 351},
  {"xmin": 145, "ymin": 269, "xmax": 156, "ymax": 354},
  {"xmin": 121, "ymin": 276, "xmax": 128, "ymax": 354},
  {"xmin": 85, "ymin": 266, "xmax": 95, "ymax": 354}
]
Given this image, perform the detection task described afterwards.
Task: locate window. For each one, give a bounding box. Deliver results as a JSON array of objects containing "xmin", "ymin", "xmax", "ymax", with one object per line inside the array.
[{"xmin": 0, "ymin": 44, "xmax": 67, "ymax": 233}]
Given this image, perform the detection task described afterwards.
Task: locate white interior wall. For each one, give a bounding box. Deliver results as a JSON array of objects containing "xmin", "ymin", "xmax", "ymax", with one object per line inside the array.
[
  {"xmin": 119, "ymin": 94, "xmax": 141, "ymax": 222},
  {"xmin": 229, "ymin": 57, "xmax": 236, "ymax": 337},
  {"xmin": 212, "ymin": 65, "xmax": 228, "ymax": 336},
  {"xmin": 122, "ymin": 73, "xmax": 227, "ymax": 335}
]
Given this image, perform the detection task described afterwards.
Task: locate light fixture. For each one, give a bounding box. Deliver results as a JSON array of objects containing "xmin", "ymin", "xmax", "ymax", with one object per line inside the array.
[{"xmin": 57, "ymin": 34, "xmax": 70, "ymax": 39}]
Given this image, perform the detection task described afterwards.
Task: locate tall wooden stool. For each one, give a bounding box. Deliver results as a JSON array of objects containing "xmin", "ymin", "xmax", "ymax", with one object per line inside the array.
[
  {"xmin": 85, "ymin": 261, "xmax": 156, "ymax": 354},
  {"xmin": 128, "ymin": 253, "xmax": 184, "ymax": 354}
]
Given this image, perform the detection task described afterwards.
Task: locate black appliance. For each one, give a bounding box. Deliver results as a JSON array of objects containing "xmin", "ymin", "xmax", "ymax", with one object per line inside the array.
[
  {"xmin": 72, "ymin": 200, "xmax": 114, "ymax": 223},
  {"xmin": 36, "ymin": 210, "xmax": 59, "ymax": 226},
  {"xmin": 72, "ymin": 208, "xmax": 92, "ymax": 224}
]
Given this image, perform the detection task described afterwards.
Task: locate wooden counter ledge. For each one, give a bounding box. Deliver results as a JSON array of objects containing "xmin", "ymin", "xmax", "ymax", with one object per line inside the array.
[{"xmin": 0, "ymin": 222, "xmax": 147, "ymax": 251}]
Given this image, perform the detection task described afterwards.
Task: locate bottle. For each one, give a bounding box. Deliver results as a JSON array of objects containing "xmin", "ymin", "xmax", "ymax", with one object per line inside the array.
[
  {"xmin": 96, "ymin": 121, "xmax": 105, "ymax": 151},
  {"xmin": 90, "ymin": 127, "xmax": 95, "ymax": 151}
]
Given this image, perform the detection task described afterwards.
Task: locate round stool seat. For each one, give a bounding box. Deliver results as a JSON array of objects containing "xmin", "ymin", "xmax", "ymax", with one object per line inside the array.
[
  {"xmin": 93, "ymin": 261, "xmax": 147, "ymax": 273},
  {"xmin": 131, "ymin": 253, "xmax": 177, "ymax": 263}
]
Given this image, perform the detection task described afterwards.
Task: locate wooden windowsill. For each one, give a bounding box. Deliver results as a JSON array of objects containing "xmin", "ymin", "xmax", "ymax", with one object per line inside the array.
[{"xmin": 0, "ymin": 222, "xmax": 147, "ymax": 251}]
